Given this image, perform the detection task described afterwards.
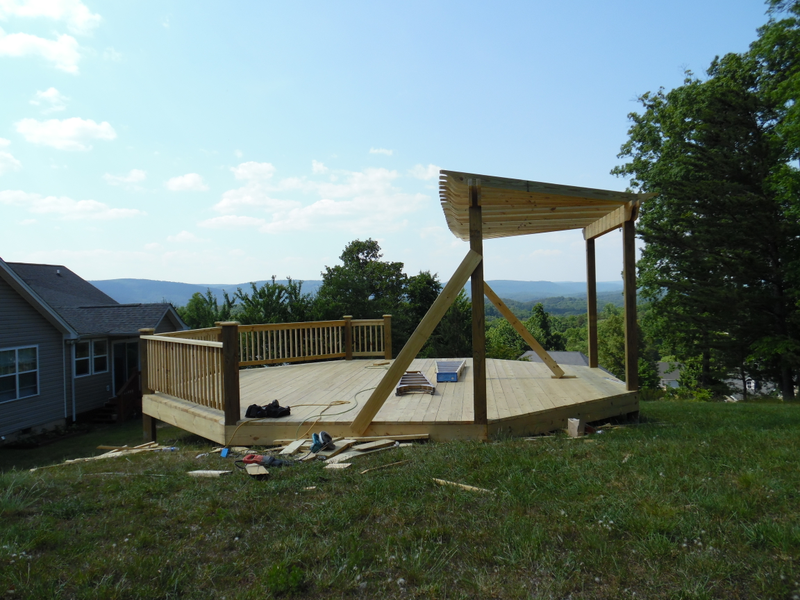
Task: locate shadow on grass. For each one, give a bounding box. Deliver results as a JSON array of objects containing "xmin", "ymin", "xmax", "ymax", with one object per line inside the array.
[{"xmin": 0, "ymin": 420, "xmax": 215, "ymax": 472}]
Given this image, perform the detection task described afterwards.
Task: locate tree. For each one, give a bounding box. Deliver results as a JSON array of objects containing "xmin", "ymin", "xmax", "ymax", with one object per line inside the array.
[
  {"xmin": 315, "ymin": 239, "xmax": 407, "ymax": 322},
  {"xmin": 612, "ymin": 0, "xmax": 800, "ymax": 399},
  {"xmin": 234, "ymin": 277, "xmax": 314, "ymax": 325},
  {"xmin": 526, "ymin": 303, "xmax": 565, "ymax": 352},
  {"xmin": 177, "ymin": 289, "xmax": 233, "ymax": 329}
]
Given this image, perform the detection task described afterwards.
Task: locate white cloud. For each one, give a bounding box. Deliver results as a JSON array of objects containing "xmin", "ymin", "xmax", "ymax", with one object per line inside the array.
[
  {"xmin": 0, "ymin": 151, "xmax": 22, "ymax": 174},
  {"xmin": 102, "ymin": 46, "xmax": 120, "ymax": 61},
  {"xmin": 312, "ymin": 160, "xmax": 328, "ymax": 174},
  {"xmin": 231, "ymin": 161, "xmax": 275, "ymax": 181},
  {"xmin": 144, "ymin": 242, "xmax": 161, "ymax": 251},
  {"xmin": 165, "ymin": 173, "xmax": 209, "ymax": 191},
  {"xmin": 30, "ymin": 87, "xmax": 68, "ymax": 113},
  {"xmin": 0, "ymin": 190, "xmax": 145, "ymax": 219},
  {"xmin": 0, "ymin": 0, "xmax": 102, "ymax": 35},
  {"xmin": 198, "ymin": 215, "xmax": 266, "ymax": 229},
  {"xmin": 0, "ymin": 137, "xmax": 9, "ymax": 147},
  {"xmin": 16, "ymin": 117, "xmax": 116, "ymax": 150},
  {"xmin": 0, "ymin": 27, "xmax": 80, "ymax": 72},
  {"xmin": 210, "ymin": 166, "xmax": 427, "ymax": 235},
  {"xmin": 369, "ymin": 148, "xmax": 393, "ymax": 156},
  {"xmin": 167, "ymin": 230, "xmax": 204, "ymax": 243},
  {"xmin": 234, "ymin": 149, "xmax": 243, "ymax": 158},
  {"xmin": 103, "ymin": 169, "xmax": 146, "ymax": 187},
  {"xmin": 409, "ymin": 163, "xmax": 441, "ymax": 181}
]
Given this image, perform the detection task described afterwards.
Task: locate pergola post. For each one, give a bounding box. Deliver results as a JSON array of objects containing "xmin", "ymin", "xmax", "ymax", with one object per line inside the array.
[
  {"xmin": 586, "ymin": 238, "xmax": 598, "ymax": 368},
  {"xmin": 622, "ymin": 220, "xmax": 638, "ymax": 390},
  {"xmin": 469, "ymin": 179, "xmax": 487, "ymax": 425}
]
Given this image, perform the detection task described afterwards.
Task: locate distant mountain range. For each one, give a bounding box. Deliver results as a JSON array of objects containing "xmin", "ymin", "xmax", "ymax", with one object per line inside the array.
[{"xmin": 89, "ymin": 277, "xmax": 623, "ymax": 308}]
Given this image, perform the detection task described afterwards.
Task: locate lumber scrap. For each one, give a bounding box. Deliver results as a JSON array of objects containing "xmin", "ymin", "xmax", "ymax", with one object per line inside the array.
[
  {"xmin": 326, "ymin": 444, "xmax": 399, "ymax": 464},
  {"xmin": 432, "ymin": 478, "xmax": 493, "ymax": 494},
  {"xmin": 271, "ymin": 434, "xmax": 429, "ymax": 445},
  {"xmin": 353, "ymin": 439, "xmax": 396, "ymax": 451},
  {"xmin": 187, "ymin": 470, "xmax": 232, "ymax": 478},
  {"xmin": 360, "ymin": 459, "xmax": 411, "ymax": 475},
  {"xmin": 279, "ymin": 439, "xmax": 307, "ymax": 455},
  {"xmin": 324, "ymin": 463, "xmax": 352, "ymax": 470}
]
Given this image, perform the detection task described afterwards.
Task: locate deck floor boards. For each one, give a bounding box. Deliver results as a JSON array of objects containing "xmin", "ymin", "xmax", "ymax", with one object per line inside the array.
[{"xmin": 145, "ymin": 357, "xmax": 638, "ymax": 444}]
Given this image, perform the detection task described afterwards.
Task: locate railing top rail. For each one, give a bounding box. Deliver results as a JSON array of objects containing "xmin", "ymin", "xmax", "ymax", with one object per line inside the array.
[
  {"xmin": 238, "ymin": 319, "xmax": 345, "ymax": 332},
  {"xmin": 351, "ymin": 319, "xmax": 385, "ymax": 325},
  {"xmin": 141, "ymin": 335, "xmax": 223, "ymax": 348},
  {"xmin": 156, "ymin": 327, "xmax": 220, "ymax": 338}
]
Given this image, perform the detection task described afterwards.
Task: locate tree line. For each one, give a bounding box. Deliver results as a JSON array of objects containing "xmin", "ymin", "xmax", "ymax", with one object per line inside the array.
[
  {"xmin": 613, "ymin": 0, "xmax": 800, "ymax": 400},
  {"xmin": 177, "ymin": 238, "xmax": 660, "ymax": 388}
]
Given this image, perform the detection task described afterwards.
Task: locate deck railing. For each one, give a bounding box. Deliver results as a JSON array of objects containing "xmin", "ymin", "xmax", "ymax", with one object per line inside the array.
[
  {"xmin": 140, "ymin": 334, "xmax": 226, "ymax": 411},
  {"xmin": 141, "ymin": 316, "xmax": 391, "ymax": 427}
]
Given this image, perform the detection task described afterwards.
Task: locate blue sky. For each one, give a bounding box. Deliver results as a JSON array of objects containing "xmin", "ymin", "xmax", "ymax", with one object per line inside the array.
[{"xmin": 0, "ymin": 0, "xmax": 770, "ymax": 285}]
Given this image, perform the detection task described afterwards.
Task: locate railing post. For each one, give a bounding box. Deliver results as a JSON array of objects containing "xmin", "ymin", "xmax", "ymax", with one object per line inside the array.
[
  {"xmin": 343, "ymin": 315, "xmax": 353, "ymax": 360},
  {"xmin": 383, "ymin": 314, "xmax": 392, "ymax": 359},
  {"xmin": 220, "ymin": 322, "xmax": 241, "ymax": 427},
  {"xmin": 139, "ymin": 328, "xmax": 157, "ymax": 442}
]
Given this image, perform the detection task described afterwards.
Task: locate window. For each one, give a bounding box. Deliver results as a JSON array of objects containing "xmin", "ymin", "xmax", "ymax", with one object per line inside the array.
[
  {"xmin": 75, "ymin": 339, "xmax": 108, "ymax": 377},
  {"xmin": 93, "ymin": 340, "xmax": 108, "ymax": 374},
  {"xmin": 0, "ymin": 346, "xmax": 39, "ymax": 403}
]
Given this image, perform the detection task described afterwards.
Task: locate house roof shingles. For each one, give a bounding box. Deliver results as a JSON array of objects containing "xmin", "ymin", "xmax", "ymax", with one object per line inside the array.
[{"xmin": 6, "ymin": 261, "xmax": 185, "ymax": 337}]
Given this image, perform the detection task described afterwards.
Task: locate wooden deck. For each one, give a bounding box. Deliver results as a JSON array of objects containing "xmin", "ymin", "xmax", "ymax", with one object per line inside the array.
[{"xmin": 142, "ymin": 357, "xmax": 638, "ymax": 445}]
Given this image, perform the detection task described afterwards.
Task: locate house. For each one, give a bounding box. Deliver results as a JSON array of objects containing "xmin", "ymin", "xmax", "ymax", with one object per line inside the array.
[
  {"xmin": 0, "ymin": 257, "xmax": 186, "ymax": 439},
  {"xmin": 657, "ymin": 362, "xmax": 680, "ymax": 389}
]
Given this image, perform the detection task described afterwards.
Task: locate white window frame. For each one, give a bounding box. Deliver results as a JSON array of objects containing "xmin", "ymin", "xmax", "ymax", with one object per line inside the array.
[
  {"xmin": 75, "ymin": 338, "xmax": 109, "ymax": 378},
  {"xmin": 92, "ymin": 339, "xmax": 108, "ymax": 374},
  {"xmin": 0, "ymin": 345, "xmax": 39, "ymax": 404}
]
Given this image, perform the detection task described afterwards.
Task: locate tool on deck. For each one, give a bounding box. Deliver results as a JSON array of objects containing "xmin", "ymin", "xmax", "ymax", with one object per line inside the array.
[
  {"xmin": 436, "ymin": 359, "xmax": 466, "ymax": 382},
  {"xmin": 395, "ymin": 371, "xmax": 435, "ymax": 396}
]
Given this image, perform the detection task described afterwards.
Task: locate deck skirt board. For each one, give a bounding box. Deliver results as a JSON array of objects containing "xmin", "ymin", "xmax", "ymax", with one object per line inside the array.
[{"xmin": 143, "ymin": 358, "xmax": 637, "ymax": 444}]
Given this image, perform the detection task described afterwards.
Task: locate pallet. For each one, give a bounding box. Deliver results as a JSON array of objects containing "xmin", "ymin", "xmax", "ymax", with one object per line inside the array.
[
  {"xmin": 436, "ymin": 359, "xmax": 466, "ymax": 382},
  {"xmin": 395, "ymin": 371, "xmax": 435, "ymax": 396}
]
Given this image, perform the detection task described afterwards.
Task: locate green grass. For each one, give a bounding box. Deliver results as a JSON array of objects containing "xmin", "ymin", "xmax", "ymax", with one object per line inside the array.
[{"xmin": 1, "ymin": 401, "xmax": 799, "ymax": 599}]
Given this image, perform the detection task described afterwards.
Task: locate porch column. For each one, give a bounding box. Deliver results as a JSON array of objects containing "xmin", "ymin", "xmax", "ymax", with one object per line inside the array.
[
  {"xmin": 138, "ymin": 328, "xmax": 157, "ymax": 442},
  {"xmin": 586, "ymin": 238, "xmax": 598, "ymax": 368},
  {"xmin": 623, "ymin": 220, "xmax": 638, "ymax": 390},
  {"xmin": 469, "ymin": 179, "xmax": 487, "ymax": 425}
]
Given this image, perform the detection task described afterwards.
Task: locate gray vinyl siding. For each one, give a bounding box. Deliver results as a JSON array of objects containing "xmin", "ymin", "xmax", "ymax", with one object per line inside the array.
[
  {"xmin": 74, "ymin": 367, "xmax": 113, "ymax": 413},
  {"xmin": 0, "ymin": 278, "xmax": 66, "ymax": 437}
]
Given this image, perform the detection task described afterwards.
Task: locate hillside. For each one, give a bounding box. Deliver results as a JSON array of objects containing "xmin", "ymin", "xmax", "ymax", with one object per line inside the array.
[{"xmin": 90, "ymin": 277, "xmax": 623, "ymax": 309}]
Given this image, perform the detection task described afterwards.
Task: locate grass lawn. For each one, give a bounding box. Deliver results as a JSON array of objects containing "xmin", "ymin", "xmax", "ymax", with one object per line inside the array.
[{"xmin": 1, "ymin": 400, "xmax": 799, "ymax": 599}]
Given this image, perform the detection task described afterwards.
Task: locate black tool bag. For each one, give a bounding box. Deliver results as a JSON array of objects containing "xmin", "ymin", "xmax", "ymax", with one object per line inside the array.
[{"xmin": 245, "ymin": 399, "xmax": 291, "ymax": 418}]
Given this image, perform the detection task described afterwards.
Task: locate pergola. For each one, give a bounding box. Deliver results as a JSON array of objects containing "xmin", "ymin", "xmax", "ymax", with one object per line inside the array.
[{"xmin": 349, "ymin": 169, "xmax": 651, "ymax": 435}]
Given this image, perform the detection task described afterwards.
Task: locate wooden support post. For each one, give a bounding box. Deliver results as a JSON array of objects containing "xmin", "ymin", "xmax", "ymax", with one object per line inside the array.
[
  {"xmin": 138, "ymin": 328, "xmax": 157, "ymax": 442},
  {"xmin": 383, "ymin": 314, "xmax": 392, "ymax": 359},
  {"xmin": 469, "ymin": 179, "xmax": 487, "ymax": 425},
  {"xmin": 586, "ymin": 238, "xmax": 598, "ymax": 368},
  {"xmin": 220, "ymin": 322, "xmax": 241, "ymax": 427},
  {"xmin": 623, "ymin": 220, "xmax": 638, "ymax": 391},
  {"xmin": 350, "ymin": 250, "xmax": 483, "ymax": 435},
  {"xmin": 484, "ymin": 283, "xmax": 565, "ymax": 378},
  {"xmin": 343, "ymin": 315, "xmax": 353, "ymax": 360}
]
